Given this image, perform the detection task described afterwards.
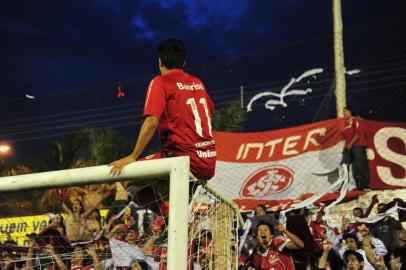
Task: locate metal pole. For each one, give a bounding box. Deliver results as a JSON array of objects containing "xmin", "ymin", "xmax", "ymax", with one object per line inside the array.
[
  {"xmin": 240, "ymin": 85, "xmax": 244, "ymax": 109},
  {"xmin": 168, "ymin": 156, "xmax": 190, "ymax": 270},
  {"xmin": 333, "ymin": 0, "xmax": 346, "ymax": 117},
  {"xmin": 0, "ymin": 157, "xmax": 188, "ymax": 192}
]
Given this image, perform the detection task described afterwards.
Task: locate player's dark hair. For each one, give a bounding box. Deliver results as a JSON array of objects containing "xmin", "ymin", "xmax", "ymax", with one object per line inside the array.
[
  {"xmin": 157, "ymin": 38, "xmax": 186, "ymax": 69},
  {"xmin": 343, "ymin": 233, "xmax": 360, "ymax": 248},
  {"xmin": 343, "ymin": 249, "xmax": 364, "ymax": 263},
  {"xmin": 256, "ymin": 204, "xmax": 267, "ymax": 212},
  {"xmin": 344, "ymin": 105, "xmax": 358, "ymax": 116},
  {"xmin": 353, "ymin": 207, "xmax": 363, "ymax": 214},
  {"xmin": 256, "ymin": 221, "xmax": 275, "ymax": 235}
]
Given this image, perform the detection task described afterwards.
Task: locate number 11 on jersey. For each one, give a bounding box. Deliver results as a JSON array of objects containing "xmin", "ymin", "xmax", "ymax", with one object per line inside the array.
[{"xmin": 186, "ymin": 97, "xmax": 213, "ymax": 137}]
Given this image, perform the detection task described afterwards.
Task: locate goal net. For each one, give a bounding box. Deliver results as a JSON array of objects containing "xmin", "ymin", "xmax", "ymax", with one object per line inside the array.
[{"xmin": 0, "ymin": 157, "xmax": 242, "ymax": 270}]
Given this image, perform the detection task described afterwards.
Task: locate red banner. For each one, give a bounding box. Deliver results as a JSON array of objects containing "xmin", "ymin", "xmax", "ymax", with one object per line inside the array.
[
  {"xmin": 364, "ymin": 120, "xmax": 406, "ymax": 189},
  {"xmin": 209, "ymin": 119, "xmax": 406, "ymax": 211}
]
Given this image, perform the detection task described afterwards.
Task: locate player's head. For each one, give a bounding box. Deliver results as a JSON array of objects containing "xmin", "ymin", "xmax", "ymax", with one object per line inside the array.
[
  {"xmin": 343, "ymin": 106, "xmax": 357, "ymax": 119},
  {"xmin": 255, "ymin": 204, "xmax": 267, "ymax": 216},
  {"xmin": 377, "ymin": 203, "xmax": 386, "ymax": 213},
  {"xmin": 343, "ymin": 233, "xmax": 360, "ymax": 250},
  {"xmin": 352, "ymin": 207, "xmax": 363, "ymax": 218},
  {"xmin": 256, "ymin": 221, "xmax": 275, "ymax": 243},
  {"xmin": 157, "ymin": 38, "xmax": 186, "ymax": 71},
  {"xmin": 130, "ymin": 259, "xmax": 149, "ymax": 270},
  {"xmin": 344, "ymin": 250, "xmax": 364, "ymax": 270}
]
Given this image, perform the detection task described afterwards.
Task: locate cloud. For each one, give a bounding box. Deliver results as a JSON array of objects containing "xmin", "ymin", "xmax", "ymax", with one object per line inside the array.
[{"xmin": 149, "ymin": 0, "xmax": 250, "ymax": 30}]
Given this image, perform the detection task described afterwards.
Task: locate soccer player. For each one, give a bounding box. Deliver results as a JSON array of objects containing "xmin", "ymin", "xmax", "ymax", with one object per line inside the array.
[{"xmin": 110, "ymin": 39, "xmax": 216, "ymax": 180}]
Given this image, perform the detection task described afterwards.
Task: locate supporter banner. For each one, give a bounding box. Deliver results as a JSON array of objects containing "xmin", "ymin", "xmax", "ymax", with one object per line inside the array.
[
  {"xmin": 0, "ymin": 214, "xmax": 49, "ymax": 246},
  {"xmin": 209, "ymin": 119, "xmax": 347, "ymax": 209},
  {"xmin": 0, "ymin": 210, "xmax": 107, "ymax": 246},
  {"xmin": 364, "ymin": 120, "xmax": 406, "ymax": 189},
  {"xmin": 209, "ymin": 118, "xmax": 406, "ymax": 210}
]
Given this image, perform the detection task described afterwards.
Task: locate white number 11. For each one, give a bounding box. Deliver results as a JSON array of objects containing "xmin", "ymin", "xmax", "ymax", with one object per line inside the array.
[{"xmin": 186, "ymin": 97, "xmax": 213, "ymax": 137}]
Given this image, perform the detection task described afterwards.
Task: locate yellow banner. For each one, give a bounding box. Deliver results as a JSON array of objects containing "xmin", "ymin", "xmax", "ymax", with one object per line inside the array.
[{"xmin": 0, "ymin": 210, "xmax": 108, "ymax": 246}]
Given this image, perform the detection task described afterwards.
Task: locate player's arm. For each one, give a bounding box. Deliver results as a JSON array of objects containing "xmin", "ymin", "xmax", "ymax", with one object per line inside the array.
[
  {"xmin": 109, "ymin": 115, "xmax": 159, "ymax": 175},
  {"xmin": 347, "ymin": 118, "xmax": 361, "ymax": 149},
  {"xmin": 277, "ymin": 224, "xmax": 304, "ymax": 250}
]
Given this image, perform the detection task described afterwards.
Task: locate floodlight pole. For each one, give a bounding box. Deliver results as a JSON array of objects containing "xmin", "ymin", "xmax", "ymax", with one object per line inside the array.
[{"xmin": 333, "ymin": 0, "xmax": 347, "ymax": 117}]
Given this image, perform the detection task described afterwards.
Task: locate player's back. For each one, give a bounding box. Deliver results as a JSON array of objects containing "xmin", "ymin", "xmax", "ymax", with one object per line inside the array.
[{"xmin": 144, "ymin": 69, "xmax": 216, "ymax": 180}]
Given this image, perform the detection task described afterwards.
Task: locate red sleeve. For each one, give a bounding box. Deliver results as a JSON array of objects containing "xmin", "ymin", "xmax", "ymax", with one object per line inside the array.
[
  {"xmin": 143, "ymin": 77, "xmax": 166, "ymax": 119},
  {"xmin": 271, "ymin": 236, "xmax": 290, "ymax": 251},
  {"xmin": 354, "ymin": 117, "xmax": 363, "ymax": 134}
]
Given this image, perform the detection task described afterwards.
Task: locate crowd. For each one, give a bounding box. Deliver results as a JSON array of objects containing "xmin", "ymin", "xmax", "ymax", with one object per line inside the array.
[
  {"xmin": 1, "ymin": 181, "xmax": 405, "ymax": 270},
  {"xmin": 238, "ymin": 197, "xmax": 406, "ymax": 270},
  {"xmin": 0, "ymin": 182, "xmax": 171, "ymax": 270}
]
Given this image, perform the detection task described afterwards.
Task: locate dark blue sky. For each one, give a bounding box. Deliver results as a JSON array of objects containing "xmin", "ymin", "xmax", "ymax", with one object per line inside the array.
[{"xmin": 1, "ymin": 0, "xmax": 405, "ymax": 100}]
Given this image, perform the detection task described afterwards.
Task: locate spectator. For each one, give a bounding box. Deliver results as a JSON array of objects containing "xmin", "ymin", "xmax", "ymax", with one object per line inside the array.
[
  {"xmin": 79, "ymin": 209, "xmax": 102, "ymax": 241},
  {"xmin": 342, "ymin": 195, "xmax": 379, "ymax": 234},
  {"xmin": 106, "ymin": 182, "xmax": 131, "ymax": 223},
  {"xmin": 360, "ymin": 225, "xmax": 389, "ymax": 270},
  {"xmin": 249, "ymin": 204, "xmax": 278, "ymax": 236},
  {"xmin": 393, "ymin": 229, "xmax": 406, "ymax": 250},
  {"xmin": 44, "ymin": 244, "xmax": 102, "ymax": 270},
  {"xmin": 334, "ymin": 229, "xmax": 387, "ymax": 270},
  {"xmin": 62, "ymin": 193, "xmax": 107, "ymax": 242},
  {"xmin": 130, "ymin": 259, "xmax": 150, "ymax": 270},
  {"xmin": 342, "ymin": 106, "xmax": 369, "ymax": 190},
  {"xmin": 309, "ymin": 209, "xmax": 327, "ymax": 250},
  {"xmin": 371, "ymin": 203, "xmax": 404, "ymax": 253},
  {"xmin": 194, "ymin": 230, "xmax": 213, "ymax": 270},
  {"xmin": 390, "ymin": 248, "xmax": 406, "ymax": 270},
  {"xmin": 143, "ymin": 216, "xmax": 168, "ymax": 260},
  {"xmin": 317, "ymin": 238, "xmax": 344, "ymax": 270},
  {"xmin": 243, "ymin": 221, "xmax": 304, "ymax": 270},
  {"xmin": 343, "ymin": 250, "xmax": 365, "ymax": 270},
  {"xmin": 126, "ymin": 226, "xmax": 142, "ymax": 246},
  {"xmin": 286, "ymin": 209, "xmax": 318, "ymax": 269},
  {"xmin": 36, "ymin": 213, "xmax": 71, "ymax": 255},
  {"xmin": 105, "ymin": 217, "xmax": 127, "ymax": 241},
  {"xmin": 76, "ymin": 184, "xmax": 113, "ymax": 212}
]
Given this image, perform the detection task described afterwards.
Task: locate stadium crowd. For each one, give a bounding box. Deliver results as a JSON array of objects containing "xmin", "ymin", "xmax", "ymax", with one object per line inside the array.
[
  {"xmin": 0, "ymin": 180, "xmax": 405, "ymax": 270},
  {"xmin": 238, "ymin": 198, "xmax": 406, "ymax": 270}
]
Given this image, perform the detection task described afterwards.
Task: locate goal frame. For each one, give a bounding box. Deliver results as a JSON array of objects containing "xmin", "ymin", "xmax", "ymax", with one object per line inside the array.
[{"xmin": 0, "ymin": 156, "xmax": 190, "ymax": 270}]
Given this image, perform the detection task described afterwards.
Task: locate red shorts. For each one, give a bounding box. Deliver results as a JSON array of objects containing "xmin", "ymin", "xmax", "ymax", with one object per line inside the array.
[{"xmin": 140, "ymin": 152, "xmax": 215, "ymax": 180}]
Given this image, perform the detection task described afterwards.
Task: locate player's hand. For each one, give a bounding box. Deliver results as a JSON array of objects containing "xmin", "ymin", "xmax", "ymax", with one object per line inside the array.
[
  {"xmin": 87, "ymin": 245, "xmax": 97, "ymax": 257},
  {"xmin": 109, "ymin": 155, "xmax": 136, "ymax": 176},
  {"xmin": 358, "ymin": 224, "xmax": 371, "ymax": 238},
  {"xmin": 372, "ymin": 256, "xmax": 385, "ymax": 269},
  {"xmin": 276, "ymin": 224, "xmax": 286, "ymax": 233},
  {"xmin": 322, "ymin": 238, "xmax": 333, "ymax": 252},
  {"xmin": 390, "ymin": 255, "xmax": 402, "ymax": 270}
]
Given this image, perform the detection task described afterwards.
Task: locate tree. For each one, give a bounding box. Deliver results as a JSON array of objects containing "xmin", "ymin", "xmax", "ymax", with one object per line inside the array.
[
  {"xmin": 212, "ymin": 101, "xmax": 247, "ymax": 132},
  {"xmin": 39, "ymin": 128, "xmax": 132, "ymax": 208}
]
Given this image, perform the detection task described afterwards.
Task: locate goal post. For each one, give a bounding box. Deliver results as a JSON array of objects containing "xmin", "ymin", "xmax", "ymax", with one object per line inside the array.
[
  {"xmin": 188, "ymin": 182, "xmax": 244, "ymax": 270},
  {"xmin": 0, "ymin": 156, "xmax": 190, "ymax": 270}
]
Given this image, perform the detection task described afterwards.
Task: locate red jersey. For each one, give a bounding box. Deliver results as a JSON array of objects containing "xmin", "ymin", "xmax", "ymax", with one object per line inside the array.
[
  {"xmin": 344, "ymin": 117, "xmax": 367, "ymax": 147},
  {"xmin": 252, "ymin": 236, "xmax": 295, "ymax": 270},
  {"xmin": 309, "ymin": 221, "xmax": 327, "ymax": 250},
  {"xmin": 70, "ymin": 266, "xmax": 93, "ymax": 270},
  {"xmin": 143, "ymin": 69, "xmax": 216, "ymax": 180}
]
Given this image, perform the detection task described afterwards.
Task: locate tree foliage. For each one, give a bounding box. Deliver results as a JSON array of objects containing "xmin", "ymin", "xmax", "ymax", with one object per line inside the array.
[{"xmin": 212, "ymin": 101, "xmax": 247, "ymax": 132}]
